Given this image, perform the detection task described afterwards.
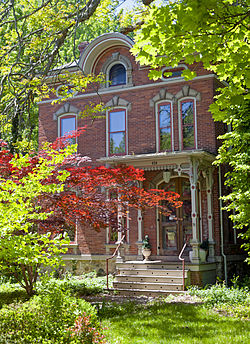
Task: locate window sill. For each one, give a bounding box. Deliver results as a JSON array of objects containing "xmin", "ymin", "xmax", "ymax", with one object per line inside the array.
[
  {"xmin": 62, "ymin": 243, "xmax": 79, "ymax": 249},
  {"xmin": 105, "ymin": 243, "xmax": 130, "ymax": 248}
]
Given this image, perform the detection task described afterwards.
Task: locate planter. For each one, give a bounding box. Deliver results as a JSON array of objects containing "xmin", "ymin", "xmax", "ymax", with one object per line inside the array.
[
  {"xmin": 142, "ymin": 248, "xmax": 151, "ymax": 261},
  {"xmin": 200, "ymin": 248, "xmax": 208, "ymax": 263},
  {"xmin": 189, "ymin": 249, "xmax": 208, "ymax": 263}
]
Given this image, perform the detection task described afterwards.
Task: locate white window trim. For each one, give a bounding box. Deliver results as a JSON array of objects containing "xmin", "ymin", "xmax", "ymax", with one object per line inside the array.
[
  {"xmin": 178, "ymin": 97, "xmax": 197, "ymax": 150},
  {"xmin": 155, "ymin": 100, "xmax": 174, "ymax": 153},
  {"xmin": 106, "ymin": 107, "xmax": 128, "ymax": 157}
]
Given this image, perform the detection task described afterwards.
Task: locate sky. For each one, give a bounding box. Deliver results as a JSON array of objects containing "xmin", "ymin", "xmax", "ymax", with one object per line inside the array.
[{"xmin": 119, "ymin": 0, "xmax": 163, "ymax": 11}]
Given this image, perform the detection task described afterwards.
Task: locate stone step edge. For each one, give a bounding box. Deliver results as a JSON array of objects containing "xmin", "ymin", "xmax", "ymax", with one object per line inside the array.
[
  {"xmin": 113, "ymin": 281, "xmax": 183, "ymax": 286},
  {"xmin": 107, "ymin": 288, "xmax": 186, "ymax": 294},
  {"xmin": 116, "ymin": 275, "xmax": 186, "ymax": 280},
  {"xmin": 118, "ymin": 268, "xmax": 189, "ymax": 272}
]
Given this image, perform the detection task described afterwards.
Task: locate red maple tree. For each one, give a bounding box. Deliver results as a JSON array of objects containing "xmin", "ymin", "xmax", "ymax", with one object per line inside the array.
[{"xmin": 0, "ymin": 131, "xmax": 182, "ymax": 238}]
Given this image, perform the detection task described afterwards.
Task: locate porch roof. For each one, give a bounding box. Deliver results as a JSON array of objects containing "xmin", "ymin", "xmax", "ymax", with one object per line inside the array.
[{"xmin": 97, "ymin": 150, "xmax": 215, "ymax": 170}]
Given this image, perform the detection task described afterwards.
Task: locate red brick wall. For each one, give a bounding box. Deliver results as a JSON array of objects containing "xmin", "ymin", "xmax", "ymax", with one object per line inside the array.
[{"xmin": 38, "ymin": 41, "xmax": 236, "ymax": 259}]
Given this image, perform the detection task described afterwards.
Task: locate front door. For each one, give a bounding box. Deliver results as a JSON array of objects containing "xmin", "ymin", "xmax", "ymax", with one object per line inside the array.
[{"xmin": 160, "ymin": 177, "xmax": 192, "ymax": 255}]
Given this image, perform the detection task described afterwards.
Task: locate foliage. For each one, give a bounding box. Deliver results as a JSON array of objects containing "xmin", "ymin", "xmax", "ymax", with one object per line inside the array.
[
  {"xmin": 188, "ymin": 282, "xmax": 250, "ymax": 319},
  {"xmin": 0, "ymin": 132, "xmax": 181, "ymax": 295},
  {"xmin": 0, "ymin": 280, "xmax": 105, "ymax": 344},
  {"xmin": 142, "ymin": 234, "xmax": 151, "ymax": 249},
  {"xmin": 214, "ymin": 100, "xmax": 250, "ymax": 260},
  {"xmin": 100, "ymin": 300, "xmax": 249, "ymax": 344},
  {"xmin": 0, "ymin": 282, "xmax": 28, "ymax": 309},
  {"xmin": 188, "ymin": 283, "xmax": 250, "ymax": 307},
  {"xmin": 0, "ymin": 0, "xmax": 117, "ymax": 149},
  {"xmin": 36, "ymin": 272, "xmax": 113, "ymax": 296},
  {"xmin": 0, "ymin": 139, "xmax": 76, "ymax": 295},
  {"xmin": 132, "ymin": 0, "xmax": 250, "ymax": 254}
]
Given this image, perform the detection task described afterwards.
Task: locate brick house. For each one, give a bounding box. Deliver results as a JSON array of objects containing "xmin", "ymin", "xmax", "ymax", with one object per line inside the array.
[{"xmin": 39, "ymin": 33, "xmax": 245, "ymax": 288}]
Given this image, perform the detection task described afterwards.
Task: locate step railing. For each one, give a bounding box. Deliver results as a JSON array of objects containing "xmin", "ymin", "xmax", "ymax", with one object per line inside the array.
[
  {"xmin": 178, "ymin": 242, "xmax": 187, "ymax": 291},
  {"xmin": 106, "ymin": 234, "xmax": 126, "ymax": 290}
]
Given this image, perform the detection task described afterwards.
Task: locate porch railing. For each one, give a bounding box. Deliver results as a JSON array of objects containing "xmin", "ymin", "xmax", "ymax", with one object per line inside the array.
[
  {"xmin": 178, "ymin": 242, "xmax": 187, "ymax": 291},
  {"xmin": 106, "ymin": 234, "xmax": 125, "ymax": 290}
]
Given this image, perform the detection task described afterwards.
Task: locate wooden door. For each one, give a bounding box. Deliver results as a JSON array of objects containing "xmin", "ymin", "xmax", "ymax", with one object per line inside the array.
[{"xmin": 160, "ymin": 177, "xmax": 192, "ymax": 255}]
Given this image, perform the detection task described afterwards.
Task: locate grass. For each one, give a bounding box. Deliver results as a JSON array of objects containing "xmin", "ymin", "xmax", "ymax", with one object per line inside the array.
[{"xmin": 100, "ymin": 301, "xmax": 250, "ymax": 344}]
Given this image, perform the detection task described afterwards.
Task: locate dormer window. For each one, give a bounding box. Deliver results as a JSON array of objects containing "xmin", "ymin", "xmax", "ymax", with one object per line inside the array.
[{"xmin": 109, "ymin": 64, "xmax": 126, "ymax": 87}]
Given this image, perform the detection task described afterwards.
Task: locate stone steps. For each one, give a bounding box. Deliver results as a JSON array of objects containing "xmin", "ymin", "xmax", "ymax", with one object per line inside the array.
[{"xmin": 113, "ymin": 260, "xmax": 188, "ymax": 296}]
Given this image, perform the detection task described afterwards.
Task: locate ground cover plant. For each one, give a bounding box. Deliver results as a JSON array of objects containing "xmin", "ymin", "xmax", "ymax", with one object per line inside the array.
[
  {"xmin": 188, "ymin": 282, "xmax": 250, "ymax": 320},
  {"xmin": 0, "ymin": 272, "xmax": 112, "ymax": 309}
]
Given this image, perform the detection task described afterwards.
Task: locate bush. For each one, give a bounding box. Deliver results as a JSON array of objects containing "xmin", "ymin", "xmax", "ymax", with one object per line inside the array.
[
  {"xmin": 0, "ymin": 280, "xmax": 106, "ymax": 343},
  {"xmin": 188, "ymin": 282, "xmax": 249, "ymax": 307},
  {"xmin": 36, "ymin": 272, "xmax": 112, "ymax": 296}
]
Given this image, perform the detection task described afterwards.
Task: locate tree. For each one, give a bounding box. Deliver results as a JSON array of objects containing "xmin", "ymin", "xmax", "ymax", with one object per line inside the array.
[
  {"xmin": 132, "ymin": 0, "xmax": 250, "ymax": 257},
  {"xmin": 0, "ymin": 131, "xmax": 181, "ymax": 295},
  {"xmin": 0, "ymin": 0, "xmax": 123, "ymax": 150}
]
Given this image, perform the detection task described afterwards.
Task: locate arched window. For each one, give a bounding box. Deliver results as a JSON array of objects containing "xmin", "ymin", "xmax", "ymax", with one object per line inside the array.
[{"xmin": 109, "ymin": 64, "xmax": 126, "ymax": 87}]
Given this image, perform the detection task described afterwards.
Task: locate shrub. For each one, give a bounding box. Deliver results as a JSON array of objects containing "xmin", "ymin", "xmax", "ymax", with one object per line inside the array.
[
  {"xmin": 66, "ymin": 313, "xmax": 106, "ymax": 344},
  {"xmin": 36, "ymin": 272, "xmax": 113, "ymax": 296},
  {"xmin": 188, "ymin": 282, "xmax": 249, "ymax": 307},
  {"xmin": 0, "ymin": 280, "xmax": 106, "ymax": 343}
]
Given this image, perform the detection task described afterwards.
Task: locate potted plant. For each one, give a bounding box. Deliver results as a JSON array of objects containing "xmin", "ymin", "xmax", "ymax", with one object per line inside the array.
[{"xmin": 142, "ymin": 235, "xmax": 151, "ymax": 261}]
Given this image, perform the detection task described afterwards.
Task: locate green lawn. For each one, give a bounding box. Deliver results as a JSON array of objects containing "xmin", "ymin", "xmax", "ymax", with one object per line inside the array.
[{"xmin": 100, "ymin": 302, "xmax": 250, "ymax": 344}]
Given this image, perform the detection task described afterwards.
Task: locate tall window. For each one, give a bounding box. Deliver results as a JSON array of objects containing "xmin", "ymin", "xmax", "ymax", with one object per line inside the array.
[
  {"xmin": 108, "ymin": 109, "xmax": 126, "ymax": 155},
  {"xmin": 59, "ymin": 115, "xmax": 76, "ymax": 143},
  {"xmin": 158, "ymin": 102, "xmax": 172, "ymax": 151},
  {"xmin": 181, "ymin": 100, "xmax": 195, "ymax": 149},
  {"xmin": 109, "ymin": 64, "xmax": 126, "ymax": 86}
]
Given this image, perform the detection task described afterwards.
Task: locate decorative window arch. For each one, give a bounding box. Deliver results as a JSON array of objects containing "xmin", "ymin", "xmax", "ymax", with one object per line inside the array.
[
  {"xmin": 105, "ymin": 96, "xmax": 131, "ymax": 156},
  {"xmin": 101, "ymin": 52, "xmax": 133, "ymax": 88},
  {"xmin": 161, "ymin": 64, "xmax": 188, "ymax": 81},
  {"xmin": 175, "ymin": 86, "xmax": 201, "ymax": 150},
  {"xmin": 53, "ymin": 103, "xmax": 80, "ymax": 142}
]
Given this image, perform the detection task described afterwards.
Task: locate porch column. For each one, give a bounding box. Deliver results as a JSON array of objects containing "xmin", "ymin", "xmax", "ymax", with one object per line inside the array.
[
  {"xmin": 189, "ymin": 159, "xmax": 200, "ymax": 263},
  {"xmin": 116, "ymin": 196, "xmax": 123, "ymax": 262},
  {"xmin": 205, "ymin": 167, "xmax": 215, "ymax": 262},
  {"xmin": 137, "ymin": 209, "xmax": 143, "ymax": 256},
  {"xmin": 136, "ymin": 181, "xmax": 143, "ymax": 257}
]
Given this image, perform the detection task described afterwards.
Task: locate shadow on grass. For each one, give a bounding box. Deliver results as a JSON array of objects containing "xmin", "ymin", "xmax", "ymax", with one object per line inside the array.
[{"xmin": 99, "ymin": 302, "xmax": 250, "ymax": 344}]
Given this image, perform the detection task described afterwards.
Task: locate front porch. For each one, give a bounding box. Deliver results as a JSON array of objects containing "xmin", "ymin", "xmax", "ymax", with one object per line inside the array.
[{"xmin": 99, "ymin": 150, "xmax": 218, "ymax": 266}]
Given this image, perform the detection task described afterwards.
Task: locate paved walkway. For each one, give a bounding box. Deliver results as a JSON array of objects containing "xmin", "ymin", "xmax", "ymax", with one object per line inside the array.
[{"xmin": 83, "ymin": 293, "xmax": 202, "ymax": 305}]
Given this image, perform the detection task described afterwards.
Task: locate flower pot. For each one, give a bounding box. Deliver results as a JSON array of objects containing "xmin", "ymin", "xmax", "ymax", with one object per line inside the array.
[
  {"xmin": 142, "ymin": 248, "xmax": 151, "ymax": 261},
  {"xmin": 189, "ymin": 249, "xmax": 208, "ymax": 263},
  {"xmin": 200, "ymin": 248, "xmax": 208, "ymax": 263}
]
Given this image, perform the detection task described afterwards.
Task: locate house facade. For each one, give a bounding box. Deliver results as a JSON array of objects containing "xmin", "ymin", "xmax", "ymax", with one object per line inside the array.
[{"xmin": 39, "ymin": 33, "xmax": 245, "ymax": 285}]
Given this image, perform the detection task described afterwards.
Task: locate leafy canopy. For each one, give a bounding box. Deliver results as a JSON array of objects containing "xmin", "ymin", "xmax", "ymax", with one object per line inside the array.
[{"xmin": 132, "ymin": 0, "xmax": 250, "ymax": 257}]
